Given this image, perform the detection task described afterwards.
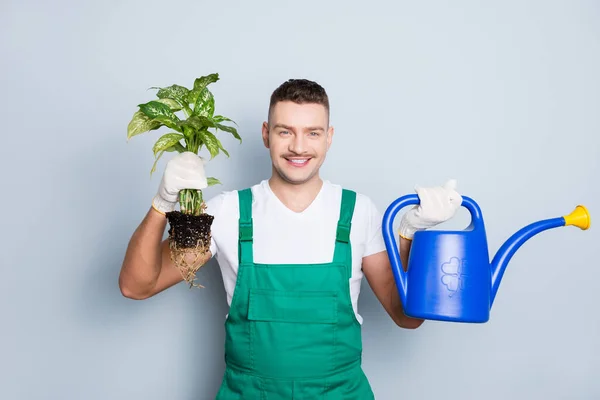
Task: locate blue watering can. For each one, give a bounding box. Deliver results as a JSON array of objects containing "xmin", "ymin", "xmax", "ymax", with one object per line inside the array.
[{"xmin": 382, "ymin": 195, "xmax": 590, "ymax": 323}]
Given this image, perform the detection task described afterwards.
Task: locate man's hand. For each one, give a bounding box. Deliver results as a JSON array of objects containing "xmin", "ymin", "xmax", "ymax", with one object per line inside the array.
[
  {"xmin": 152, "ymin": 151, "xmax": 208, "ymax": 214},
  {"xmin": 398, "ymin": 179, "xmax": 462, "ymax": 240}
]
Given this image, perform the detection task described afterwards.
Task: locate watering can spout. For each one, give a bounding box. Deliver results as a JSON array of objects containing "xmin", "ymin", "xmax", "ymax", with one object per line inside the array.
[{"xmin": 490, "ymin": 205, "xmax": 590, "ymax": 306}]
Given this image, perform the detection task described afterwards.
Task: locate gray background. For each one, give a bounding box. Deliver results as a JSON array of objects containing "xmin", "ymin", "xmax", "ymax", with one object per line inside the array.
[{"xmin": 2, "ymin": 0, "xmax": 598, "ymax": 399}]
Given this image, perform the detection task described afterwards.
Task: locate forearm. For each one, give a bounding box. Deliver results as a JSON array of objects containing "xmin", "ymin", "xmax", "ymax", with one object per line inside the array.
[
  {"xmin": 399, "ymin": 236, "xmax": 411, "ymax": 272},
  {"xmin": 119, "ymin": 207, "xmax": 167, "ymax": 298},
  {"xmin": 390, "ymin": 237, "xmax": 424, "ymax": 328}
]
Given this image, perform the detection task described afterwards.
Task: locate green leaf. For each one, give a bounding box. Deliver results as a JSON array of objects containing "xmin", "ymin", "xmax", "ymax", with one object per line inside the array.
[
  {"xmin": 156, "ymin": 98, "xmax": 182, "ymax": 111},
  {"xmin": 194, "ymin": 73, "xmax": 219, "ymax": 92},
  {"xmin": 151, "ymin": 150, "xmax": 166, "ymax": 175},
  {"xmin": 218, "ymin": 144, "xmax": 229, "ymax": 157},
  {"xmin": 184, "ymin": 115, "xmax": 216, "ymax": 131},
  {"xmin": 152, "ymin": 84, "xmax": 190, "ymax": 105},
  {"xmin": 198, "ymin": 116, "xmax": 217, "ymax": 127},
  {"xmin": 203, "ymin": 129, "xmax": 230, "ymax": 158},
  {"xmin": 127, "ymin": 111, "xmax": 162, "ymax": 140},
  {"xmin": 217, "ymin": 139, "xmax": 229, "ymax": 157},
  {"xmin": 207, "ymin": 177, "xmax": 221, "ymax": 186},
  {"xmin": 168, "ymin": 142, "xmax": 186, "ymax": 153},
  {"xmin": 152, "ymin": 133, "xmax": 185, "ymax": 156},
  {"xmin": 196, "ymin": 129, "xmax": 221, "ymax": 159},
  {"xmin": 187, "ymin": 73, "xmax": 219, "ymax": 105},
  {"xmin": 138, "ymin": 100, "xmax": 180, "ymax": 121},
  {"xmin": 194, "ymin": 88, "xmax": 215, "ymax": 117},
  {"xmin": 137, "ymin": 101, "xmax": 182, "ymax": 132},
  {"xmin": 155, "ymin": 116, "xmax": 183, "ymax": 133},
  {"xmin": 215, "ymin": 122, "xmax": 242, "ymax": 142},
  {"xmin": 213, "ymin": 115, "xmax": 236, "ymax": 125}
]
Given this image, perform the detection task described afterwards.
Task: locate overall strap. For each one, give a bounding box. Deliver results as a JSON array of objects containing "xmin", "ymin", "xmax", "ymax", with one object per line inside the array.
[
  {"xmin": 237, "ymin": 188, "xmax": 254, "ymax": 265},
  {"xmin": 333, "ymin": 189, "xmax": 356, "ymax": 266}
]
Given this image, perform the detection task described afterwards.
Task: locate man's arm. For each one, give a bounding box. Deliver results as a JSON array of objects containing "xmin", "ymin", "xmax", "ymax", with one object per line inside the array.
[
  {"xmin": 362, "ymin": 237, "xmax": 425, "ymax": 329},
  {"xmin": 119, "ymin": 151, "xmax": 213, "ymax": 300},
  {"xmin": 119, "ymin": 207, "xmax": 196, "ymax": 300},
  {"xmin": 361, "ymin": 179, "xmax": 461, "ymax": 328}
]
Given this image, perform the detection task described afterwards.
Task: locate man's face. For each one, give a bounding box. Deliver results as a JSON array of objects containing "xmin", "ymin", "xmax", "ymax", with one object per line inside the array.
[{"xmin": 262, "ymin": 101, "xmax": 333, "ymax": 185}]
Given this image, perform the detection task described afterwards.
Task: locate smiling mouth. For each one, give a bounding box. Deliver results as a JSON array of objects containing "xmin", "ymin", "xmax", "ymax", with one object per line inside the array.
[{"xmin": 285, "ymin": 157, "xmax": 311, "ymax": 167}]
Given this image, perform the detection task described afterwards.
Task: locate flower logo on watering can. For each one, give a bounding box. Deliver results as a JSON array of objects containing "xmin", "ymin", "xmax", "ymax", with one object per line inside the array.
[{"xmin": 441, "ymin": 257, "xmax": 467, "ymax": 297}]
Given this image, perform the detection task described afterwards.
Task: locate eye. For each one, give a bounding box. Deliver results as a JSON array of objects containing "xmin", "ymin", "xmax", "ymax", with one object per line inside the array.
[
  {"xmin": 279, "ymin": 130, "xmax": 290, "ymax": 135},
  {"xmin": 309, "ymin": 131, "xmax": 319, "ymax": 136}
]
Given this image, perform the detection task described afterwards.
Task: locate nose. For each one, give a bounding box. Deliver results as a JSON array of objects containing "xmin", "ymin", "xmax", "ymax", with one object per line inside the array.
[{"xmin": 288, "ymin": 133, "xmax": 306, "ymax": 154}]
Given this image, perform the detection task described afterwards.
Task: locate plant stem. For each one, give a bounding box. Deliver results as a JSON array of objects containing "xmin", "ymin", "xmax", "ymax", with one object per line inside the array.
[{"xmin": 179, "ymin": 188, "xmax": 204, "ymax": 215}]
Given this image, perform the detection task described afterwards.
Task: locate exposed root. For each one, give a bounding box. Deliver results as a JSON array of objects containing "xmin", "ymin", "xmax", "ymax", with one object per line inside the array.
[{"xmin": 169, "ymin": 238, "xmax": 211, "ymax": 288}]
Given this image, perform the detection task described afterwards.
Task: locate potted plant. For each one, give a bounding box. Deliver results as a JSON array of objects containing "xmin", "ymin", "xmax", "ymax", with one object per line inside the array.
[{"xmin": 126, "ymin": 73, "xmax": 241, "ymax": 287}]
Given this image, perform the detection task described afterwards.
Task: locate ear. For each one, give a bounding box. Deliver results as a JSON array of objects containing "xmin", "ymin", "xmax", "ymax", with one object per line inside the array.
[
  {"xmin": 261, "ymin": 121, "xmax": 269, "ymax": 148},
  {"xmin": 326, "ymin": 125, "xmax": 334, "ymax": 150}
]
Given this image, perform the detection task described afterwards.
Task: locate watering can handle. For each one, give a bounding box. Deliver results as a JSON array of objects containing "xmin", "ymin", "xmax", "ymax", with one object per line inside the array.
[
  {"xmin": 382, "ymin": 194, "xmax": 484, "ymax": 306},
  {"xmin": 459, "ymin": 196, "xmax": 485, "ymax": 231},
  {"xmin": 382, "ymin": 194, "xmax": 419, "ymax": 305}
]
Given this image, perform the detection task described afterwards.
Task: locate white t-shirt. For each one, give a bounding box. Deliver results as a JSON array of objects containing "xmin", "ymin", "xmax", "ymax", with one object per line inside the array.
[{"xmin": 204, "ymin": 179, "xmax": 387, "ymax": 324}]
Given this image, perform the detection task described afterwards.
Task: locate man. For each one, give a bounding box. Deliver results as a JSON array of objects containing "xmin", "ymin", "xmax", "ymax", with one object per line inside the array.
[{"xmin": 119, "ymin": 79, "xmax": 461, "ymax": 399}]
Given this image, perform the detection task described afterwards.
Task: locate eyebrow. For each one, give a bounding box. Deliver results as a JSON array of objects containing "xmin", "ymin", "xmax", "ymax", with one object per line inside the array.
[{"xmin": 272, "ymin": 124, "xmax": 325, "ymax": 132}]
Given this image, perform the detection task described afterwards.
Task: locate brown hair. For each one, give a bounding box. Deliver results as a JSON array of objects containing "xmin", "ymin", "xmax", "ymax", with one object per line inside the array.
[{"xmin": 268, "ymin": 79, "xmax": 330, "ymax": 119}]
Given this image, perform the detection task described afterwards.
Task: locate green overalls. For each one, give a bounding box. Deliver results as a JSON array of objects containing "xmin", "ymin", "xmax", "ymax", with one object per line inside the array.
[{"xmin": 215, "ymin": 188, "xmax": 375, "ymax": 399}]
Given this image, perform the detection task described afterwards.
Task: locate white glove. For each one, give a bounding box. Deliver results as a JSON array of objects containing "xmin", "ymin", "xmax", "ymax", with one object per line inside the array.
[
  {"xmin": 398, "ymin": 179, "xmax": 462, "ymax": 240},
  {"xmin": 151, "ymin": 152, "xmax": 208, "ymax": 214}
]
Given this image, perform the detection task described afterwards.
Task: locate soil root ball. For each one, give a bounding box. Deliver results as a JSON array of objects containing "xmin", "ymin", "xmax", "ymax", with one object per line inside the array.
[{"xmin": 165, "ymin": 211, "xmax": 214, "ymax": 288}]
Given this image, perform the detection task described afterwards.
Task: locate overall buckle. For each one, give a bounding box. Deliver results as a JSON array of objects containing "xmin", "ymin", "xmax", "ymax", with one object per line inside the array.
[
  {"xmin": 239, "ymin": 219, "xmax": 253, "ymax": 241},
  {"xmin": 336, "ymin": 222, "xmax": 351, "ymax": 243}
]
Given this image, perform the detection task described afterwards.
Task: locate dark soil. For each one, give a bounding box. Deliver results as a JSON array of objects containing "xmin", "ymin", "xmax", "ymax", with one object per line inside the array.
[{"xmin": 165, "ymin": 211, "xmax": 214, "ymax": 249}]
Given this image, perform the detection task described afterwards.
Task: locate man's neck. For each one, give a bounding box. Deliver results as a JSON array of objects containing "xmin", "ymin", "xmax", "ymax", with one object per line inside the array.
[{"xmin": 268, "ymin": 173, "xmax": 324, "ymax": 213}]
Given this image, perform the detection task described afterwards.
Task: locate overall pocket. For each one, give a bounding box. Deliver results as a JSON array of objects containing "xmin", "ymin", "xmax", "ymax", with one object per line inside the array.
[{"xmin": 247, "ymin": 288, "xmax": 339, "ymax": 378}]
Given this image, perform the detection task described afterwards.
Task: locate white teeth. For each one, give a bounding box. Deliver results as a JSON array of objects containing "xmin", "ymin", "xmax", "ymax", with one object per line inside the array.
[{"xmin": 290, "ymin": 159, "xmax": 308, "ymax": 164}]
